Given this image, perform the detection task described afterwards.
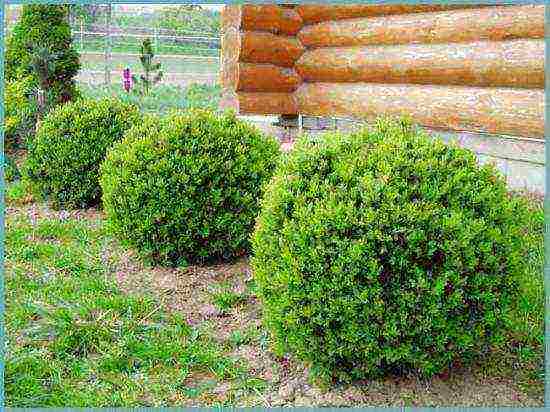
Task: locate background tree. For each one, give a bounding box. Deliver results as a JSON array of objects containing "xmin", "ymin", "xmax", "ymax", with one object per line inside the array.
[
  {"xmin": 159, "ymin": 5, "xmax": 220, "ymax": 34},
  {"xmin": 6, "ymin": 4, "xmax": 80, "ymax": 103},
  {"xmin": 69, "ymin": 4, "xmax": 104, "ymax": 24}
]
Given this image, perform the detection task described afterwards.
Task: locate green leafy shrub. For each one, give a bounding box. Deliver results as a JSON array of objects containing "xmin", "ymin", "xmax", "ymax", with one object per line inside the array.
[
  {"xmin": 5, "ymin": 76, "xmax": 38, "ymax": 153},
  {"xmin": 6, "ymin": 4, "xmax": 80, "ymax": 103},
  {"xmin": 100, "ymin": 109, "xmax": 280, "ymax": 266},
  {"xmin": 24, "ymin": 98, "xmax": 139, "ymax": 210},
  {"xmin": 252, "ymin": 118, "xmax": 529, "ymax": 381},
  {"xmin": 4, "ymin": 155, "xmax": 21, "ymax": 183}
]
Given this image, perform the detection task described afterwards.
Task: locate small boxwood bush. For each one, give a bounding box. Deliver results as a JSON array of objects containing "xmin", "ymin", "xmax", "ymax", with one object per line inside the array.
[
  {"xmin": 5, "ymin": 76, "xmax": 38, "ymax": 153},
  {"xmin": 100, "ymin": 109, "xmax": 280, "ymax": 266},
  {"xmin": 252, "ymin": 118, "xmax": 529, "ymax": 381},
  {"xmin": 24, "ymin": 98, "xmax": 139, "ymax": 209}
]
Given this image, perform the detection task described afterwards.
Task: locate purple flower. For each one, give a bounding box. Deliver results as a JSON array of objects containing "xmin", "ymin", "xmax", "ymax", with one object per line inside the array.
[{"xmin": 123, "ymin": 67, "xmax": 132, "ymax": 92}]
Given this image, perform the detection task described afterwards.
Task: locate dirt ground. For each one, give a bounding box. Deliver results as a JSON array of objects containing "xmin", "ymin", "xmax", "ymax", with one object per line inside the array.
[{"xmin": 109, "ymin": 250, "xmax": 543, "ymax": 407}]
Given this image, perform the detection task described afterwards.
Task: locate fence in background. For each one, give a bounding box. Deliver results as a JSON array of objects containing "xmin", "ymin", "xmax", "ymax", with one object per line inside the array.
[
  {"xmin": 73, "ymin": 18, "xmax": 221, "ymax": 87},
  {"xmin": 5, "ymin": 5, "xmax": 221, "ymax": 88}
]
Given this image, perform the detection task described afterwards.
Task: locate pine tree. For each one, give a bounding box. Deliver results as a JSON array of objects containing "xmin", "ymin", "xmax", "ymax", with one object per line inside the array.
[
  {"xmin": 132, "ymin": 38, "xmax": 163, "ymax": 96},
  {"xmin": 6, "ymin": 5, "xmax": 80, "ymax": 103}
]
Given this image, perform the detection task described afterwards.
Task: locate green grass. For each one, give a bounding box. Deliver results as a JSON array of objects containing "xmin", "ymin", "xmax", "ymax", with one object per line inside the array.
[
  {"xmin": 211, "ymin": 290, "xmax": 247, "ymax": 314},
  {"xmin": 4, "ymin": 183, "xmax": 253, "ymax": 407},
  {"xmin": 493, "ymin": 194, "xmax": 544, "ymax": 396},
  {"xmin": 79, "ymin": 53, "xmax": 220, "ymax": 75},
  {"xmin": 78, "ymin": 83, "xmax": 221, "ymax": 114},
  {"xmin": 75, "ymin": 40, "xmax": 219, "ymax": 58}
]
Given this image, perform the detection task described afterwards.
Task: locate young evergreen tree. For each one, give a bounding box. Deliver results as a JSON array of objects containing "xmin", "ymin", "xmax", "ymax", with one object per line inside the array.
[
  {"xmin": 6, "ymin": 4, "xmax": 80, "ymax": 103},
  {"xmin": 132, "ymin": 38, "xmax": 163, "ymax": 96}
]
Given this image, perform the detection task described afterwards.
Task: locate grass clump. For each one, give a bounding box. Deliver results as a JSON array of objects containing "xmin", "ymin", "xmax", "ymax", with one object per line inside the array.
[{"xmin": 4, "ymin": 190, "xmax": 250, "ymax": 407}]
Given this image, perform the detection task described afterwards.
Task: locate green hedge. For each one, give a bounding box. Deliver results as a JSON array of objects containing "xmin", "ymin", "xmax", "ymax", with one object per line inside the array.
[
  {"xmin": 24, "ymin": 98, "xmax": 139, "ymax": 209},
  {"xmin": 252, "ymin": 118, "xmax": 528, "ymax": 381},
  {"xmin": 4, "ymin": 76, "xmax": 38, "ymax": 153},
  {"xmin": 100, "ymin": 109, "xmax": 280, "ymax": 266}
]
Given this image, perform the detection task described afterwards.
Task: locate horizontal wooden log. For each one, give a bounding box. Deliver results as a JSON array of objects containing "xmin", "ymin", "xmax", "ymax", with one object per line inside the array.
[
  {"xmin": 295, "ymin": 4, "xmax": 482, "ymax": 24},
  {"xmin": 295, "ymin": 39, "xmax": 543, "ymax": 89},
  {"xmin": 221, "ymin": 29, "xmax": 304, "ymax": 69},
  {"xmin": 298, "ymin": 5, "xmax": 543, "ymax": 48},
  {"xmin": 222, "ymin": 5, "xmax": 303, "ymax": 36},
  {"xmin": 241, "ymin": 31, "xmax": 304, "ymax": 67},
  {"xmin": 294, "ymin": 83, "xmax": 543, "ymax": 138},
  {"xmin": 223, "ymin": 62, "xmax": 302, "ymax": 93},
  {"xmin": 220, "ymin": 91, "xmax": 297, "ymax": 115}
]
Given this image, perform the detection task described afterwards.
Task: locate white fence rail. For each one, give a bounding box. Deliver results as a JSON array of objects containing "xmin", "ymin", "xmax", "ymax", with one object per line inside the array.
[{"xmin": 4, "ymin": 21, "xmax": 221, "ymax": 86}]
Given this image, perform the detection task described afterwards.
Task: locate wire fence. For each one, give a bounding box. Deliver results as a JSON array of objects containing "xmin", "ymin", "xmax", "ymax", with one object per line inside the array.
[
  {"xmin": 72, "ymin": 19, "xmax": 221, "ymax": 87},
  {"xmin": 5, "ymin": 5, "xmax": 221, "ymax": 88}
]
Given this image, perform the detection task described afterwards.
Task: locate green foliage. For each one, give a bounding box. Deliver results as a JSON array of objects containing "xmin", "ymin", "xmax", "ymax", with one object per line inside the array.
[
  {"xmin": 211, "ymin": 286, "xmax": 248, "ymax": 313},
  {"xmin": 158, "ymin": 5, "xmax": 220, "ymax": 34},
  {"xmin": 252, "ymin": 117, "xmax": 532, "ymax": 381},
  {"xmin": 111, "ymin": 5, "xmax": 220, "ymax": 35},
  {"xmin": 4, "ymin": 76, "xmax": 38, "ymax": 153},
  {"xmin": 69, "ymin": 4, "xmax": 104, "ymax": 25},
  {"xmin": 6, "ymin": 4, "xmax": 80, "ymax": 103},
  {"xmin": 100, "ymin": 109, "xmax": 280, "ymax": 266},
  {"xmin": 23, "ymin": 99, "xmax": 139, "ymax": 210},
  {"xmin": 184, "ymin": 83, "xmax": 221, "ymax": 111},
  {"xmin": 28, "ymin": 46, "xmax": 57, "ymax": 91},
  {"xmin": 131, "ymin": 38, "xmax": 163, "ymax": 96}
]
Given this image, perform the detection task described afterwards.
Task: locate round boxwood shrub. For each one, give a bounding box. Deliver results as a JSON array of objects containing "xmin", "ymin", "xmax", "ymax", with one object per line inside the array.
[
  {"xmin": 100, "ymin": 109, "xmax": 281, "ymax": 266},
  {"xmin": 24, "ymin": 98, "xmax": 139, "ymax": 209},
  {"xmin": 252, "ymin": 118, "xmax": 528, "ymax": 381}
]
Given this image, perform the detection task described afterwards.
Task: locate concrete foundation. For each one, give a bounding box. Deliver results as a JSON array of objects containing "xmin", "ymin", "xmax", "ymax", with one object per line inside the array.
[{"xmin": 240, "ymin": 114, "xmax": 545, "ymax": 195}]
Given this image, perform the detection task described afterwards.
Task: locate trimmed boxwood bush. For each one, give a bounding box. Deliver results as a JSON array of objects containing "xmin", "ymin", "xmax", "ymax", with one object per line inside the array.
[
  {"xmin": 252, "ymin": 118, "xmax": 528, "ymax": 381},
  {"xmin": 99, "ymin": 109, "xmax": 280, "ymax": 266},
  {"xmin": 101, "ymin": 110, "xmax": 279, "ymax": 265},
  {"xmin": 5, "ymin": 76, "xmax": 38, "ymax": 153},
  {"xmin": 24, "ymin": 98, "xmax": 139, "ymax": 209}
]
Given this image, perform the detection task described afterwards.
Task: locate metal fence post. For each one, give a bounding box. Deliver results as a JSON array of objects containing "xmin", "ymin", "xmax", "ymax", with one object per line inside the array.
[
  {"xmin": 80, "ymin": 19, "xmax": 84, "ymax": 52},
  {"xmin": 104, "ymin": 3, "xmax": 112, "ymax": 85}
]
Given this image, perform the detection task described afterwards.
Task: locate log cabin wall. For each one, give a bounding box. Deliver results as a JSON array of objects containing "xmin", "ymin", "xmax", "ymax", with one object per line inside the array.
[
  {"xmin": 220, "ymin": 4, "xmax": 544, "ymax": 140},
  {"xmin": 219, "ymin": 4, "xmax": 304, "ymax": 115}
]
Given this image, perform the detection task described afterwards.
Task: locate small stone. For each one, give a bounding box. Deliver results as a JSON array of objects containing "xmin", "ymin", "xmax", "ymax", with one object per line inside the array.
[
  {"xmin": 278, "ymin": 381, "xmax": 297, "ymax": 400},
  {"xmin": 212, "ymin": 382, "xmax": 231, "ymax": 395},
  {"xmin": 200, "ymin": 304, "xmax": 221, "ymax": 318}
]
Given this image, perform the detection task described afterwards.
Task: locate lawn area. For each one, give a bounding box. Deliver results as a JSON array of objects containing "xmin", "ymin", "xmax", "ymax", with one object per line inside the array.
[
  {"xmin": 76, "ymin": 40, "xmax": 219, "ymax": 58},
  {"xmin": 78, "ymin": 82, "xmax": 221, "ymax": 114},
  {"xmin": 4, "ymin": 181, "xmax": 263, "ymax": 407},
  {"xmin": 79, "ymin": 52, "xmax": 220, "ymax": 74},
  {"xmin": 4, "ymin": 178, "xmax": 544, "ymax": 407}
]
